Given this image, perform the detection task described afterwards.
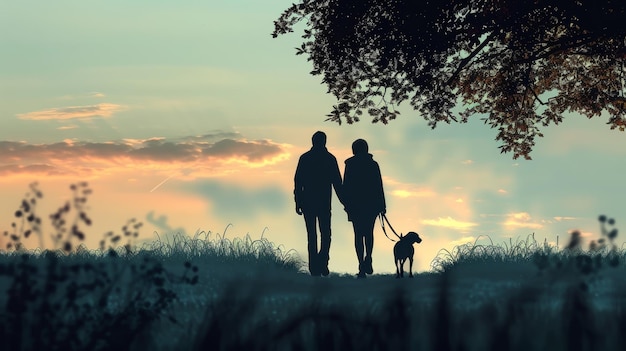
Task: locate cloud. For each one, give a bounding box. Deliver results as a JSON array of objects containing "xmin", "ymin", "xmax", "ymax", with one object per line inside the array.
[
  {"xmin": 503, "ymin": 212, "xmax": 544, "ymax": 229},
  {"xmin": 57, "ymin": 125, "xmax": 79, "ymax": 130},
  {"xmin": 18, "ymin": 103, "xmax": 124, "ymax": 120},
  {"xmin": 0, "ymin": 135, "xmax": 290, "ymax": 177},
  {"xmin": 145, "ymin": 211, "xmax": 187, "ymax": 239},
  {"xmin": 0, "ymin": 164, "xmax": 64, "ymax": 176},
  {"xmin": 422, "ymin": 217, "xmax": 478, "ymax": 230},
  {"xmin": 461, "ymin": 160, "xmax": 473, "ymax": 165},
  {"xmin": 384, "ymin": 177, "xmax": 437, "ymax": 198},
  {"xmin": 511, "ymin": 212, "xmax": 531, "ymax": 221},
  {"xmin": 449, "ymin": 236, "xmax": 477, "ymax": 247},
  {"xmin": 497, "ymin": 189, "xmax": 508, "ymax": 194},
  {"xmin": 178, "ymin": 131, "xmax": 242, "ymax": 142},
  {"xmin": 60, "ymin": 92, "xmax": 106, "ymax": 99},
  {"xmin": 204, "ymin": 139, "xmax": 286, "ymax": 163},
  {"xmin": 181, "ymin": 180, "xmax": 289, "ymax": 219},
  {"xmin": 554, "ymin": 216, "xmax": 577, "ymax": 221},
  {"xmin": 392, "ymin": 189, "xmax": 437, "ymax": 198}
]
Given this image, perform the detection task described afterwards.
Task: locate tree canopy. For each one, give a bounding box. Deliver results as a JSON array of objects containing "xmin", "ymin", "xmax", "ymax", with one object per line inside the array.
[{"xmin": 272, "ymin": 0, "xmax": 626, "ymax": 159}]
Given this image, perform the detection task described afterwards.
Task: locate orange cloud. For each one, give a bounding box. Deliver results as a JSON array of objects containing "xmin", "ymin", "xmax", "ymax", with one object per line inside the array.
[
  {"xmin": 0, "ymin": 135, "xmax": 291, "ymax": 178},
  {"xmin": 391, "ymin": 189, "xmax": 437, "ymax": 198},
  {"xmin": 554, "ymin": 216, "xmax": 577, "ymax": 221},
  {"xmin": 18, "ymin": 103, "xmax": 124, "ymax": 120},
  {"xmin": 503, "ymin": 212, "xmax": 544, "ymax": 229},
  {"xmin": 57, "ymin": 125, "xmax": 79, "ymax": 130},
  {"xmin": 0, "ymin": 164, "xmax": 66, "ymax": 177},
  {"xmin": 422, "ymin": 217, "xmax": 478, "ymax": 230},
  {"xmin": 384, "ymin": 177, "xmax": 437, "ymax": 198}
]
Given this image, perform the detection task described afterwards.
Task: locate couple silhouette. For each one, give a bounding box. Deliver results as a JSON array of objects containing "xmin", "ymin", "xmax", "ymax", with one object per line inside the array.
[{"xmin": 294, "ymin": 131, "xmax": 386, "ymax": 278}]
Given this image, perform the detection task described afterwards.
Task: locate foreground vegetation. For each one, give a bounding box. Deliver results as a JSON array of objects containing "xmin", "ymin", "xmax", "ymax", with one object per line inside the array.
[{"xmin": 2, "ymin": 183, "xmax": 626, "ymax": 350}]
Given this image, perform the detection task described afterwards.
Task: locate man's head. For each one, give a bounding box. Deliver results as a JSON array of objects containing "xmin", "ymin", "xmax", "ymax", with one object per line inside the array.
[
  {"xmin": 312, "ymin": 131, "xmax": 327, "ymax": 148},
  {"xmin": 352, "ymin": 139, "xmax": 368, "ymax": 155}
]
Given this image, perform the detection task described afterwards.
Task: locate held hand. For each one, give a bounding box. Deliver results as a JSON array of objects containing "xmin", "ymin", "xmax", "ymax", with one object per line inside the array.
[{"xmin": 296, "ymin": 206, "xmax": 303, "ymax": 215}]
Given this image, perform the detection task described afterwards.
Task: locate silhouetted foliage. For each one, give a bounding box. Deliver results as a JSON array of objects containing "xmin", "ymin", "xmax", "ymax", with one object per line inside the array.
[
  {"xmin": 0, "ymin": 183, "xmax": 200, "ymax": 350},
  {"xmin": 4, "ymin": 182, "xmax": 43, "ymax": 251},
  {"xmin": 49, "ymin": 182, "xmax": 93, "ymax": 253},
  {"xmin": 2, "ymin": 182, "xmax": 143, "ymax": 255},
  {"xmin": 100, "ymin": 218, "xmax": 143, "ymax": 254},
  {"xmin": 273, "ymin": 0, "xmax": 626, "ymax": 159}
]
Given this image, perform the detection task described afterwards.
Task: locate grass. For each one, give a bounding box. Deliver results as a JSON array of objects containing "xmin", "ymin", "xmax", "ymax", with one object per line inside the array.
[
  {"xmin": 146, "ymin": 226, "xmax": 303, "ymax": 272},
  {"xmin": 2, "ymin": 183, "xmax": 626, "ymax": 350}
]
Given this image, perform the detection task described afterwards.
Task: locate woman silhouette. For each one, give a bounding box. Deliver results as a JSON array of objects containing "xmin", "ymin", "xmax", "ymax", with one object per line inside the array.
[{"xmin": 342, "ymin": 139, "xmax": 386, "ymax": 278}]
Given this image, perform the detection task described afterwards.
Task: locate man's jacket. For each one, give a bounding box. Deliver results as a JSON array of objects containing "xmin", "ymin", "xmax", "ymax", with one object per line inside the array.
[{"xmin": 294, "ymin": 146, "xmax": 343, "ymax": 212}]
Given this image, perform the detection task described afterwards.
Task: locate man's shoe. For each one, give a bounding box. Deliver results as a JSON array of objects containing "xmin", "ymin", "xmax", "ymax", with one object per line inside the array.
[
  {"xmin": 318, "ymin": 253, "xmax": 330, "ymax": 276},
  {"xmin": 356, "ymin": 271, "xmax": 366, "ymax": 279},
  {"xmin": 309, "ymin": 259, "xmax": 320, "ymax": 276},
  {"xmin": 321, "ymin": 265, "xmax": 330, "ymax": 276},
  {"xmin": 364, "ymin": 256, "xmax": 373, "ymax": 274}
]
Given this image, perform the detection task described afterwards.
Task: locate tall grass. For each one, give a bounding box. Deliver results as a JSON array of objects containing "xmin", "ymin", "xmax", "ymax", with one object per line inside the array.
[
  {"xmin": 145, "ymin": 226, "xmax": 303, "ymax": 272},
  {"xmin": 430, "ymin": 233, "xmax": 554, "ymax": 272},
  {"xmin": 430, "ymin": 225, "xmax": 622, "ymax": 283}
]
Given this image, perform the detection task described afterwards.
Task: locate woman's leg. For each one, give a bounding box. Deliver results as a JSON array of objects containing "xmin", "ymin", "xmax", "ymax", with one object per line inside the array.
[
  {"xmin": 363, "ymin": 215, "xmax": 376, "ymax": 274},
  {"xmin": 352, "ymin": 220, "xmax": 365, "ymax": 276}
]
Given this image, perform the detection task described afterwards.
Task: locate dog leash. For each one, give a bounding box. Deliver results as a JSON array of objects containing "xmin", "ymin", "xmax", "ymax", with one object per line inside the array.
[{"xmin": 379, "ymin": 213, "xmax": 402, "ymax": 242}]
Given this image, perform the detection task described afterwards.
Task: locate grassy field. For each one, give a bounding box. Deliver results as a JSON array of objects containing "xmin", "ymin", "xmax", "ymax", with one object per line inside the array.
[
  {"xmin": 2, "ymin": 183, "xmax": 626, "ymax": 350},
  {"xmin": 3, "ymin": 229, "xmax": 626, "ymax": 351}
]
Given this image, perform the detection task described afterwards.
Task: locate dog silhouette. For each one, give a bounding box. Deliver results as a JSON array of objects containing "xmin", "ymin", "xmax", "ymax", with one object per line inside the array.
[{"xmin": 393, "ymin": 232, "xmax": 422, "ymax": 278}]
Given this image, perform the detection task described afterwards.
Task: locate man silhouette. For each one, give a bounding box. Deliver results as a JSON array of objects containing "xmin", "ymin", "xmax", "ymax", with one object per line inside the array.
[
  {"xmin": 294, "ymin": 131, "xmax": 343, "ymax": 276},
  {"xmin": 343, "ymin": 139, "xmax": 386, "ymax": 278}
]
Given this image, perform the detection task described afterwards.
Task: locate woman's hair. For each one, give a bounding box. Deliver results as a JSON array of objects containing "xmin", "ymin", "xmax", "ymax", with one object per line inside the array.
[{"xmin": 352, "ymin": 139, "xmax": 368, "ymax": 155}]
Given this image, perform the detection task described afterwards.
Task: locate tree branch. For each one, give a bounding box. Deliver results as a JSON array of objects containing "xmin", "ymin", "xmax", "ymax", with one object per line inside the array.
[
  {"xmin": 524, "ymin": 62, "xmax": 546, "ymax": 106},
  {"xmin": 512, "ymin": 34, "xmax": 597, "ymax": 65},
  {"xmin": 528, "ymin": 85, "xmax": 545, "ymax": 105},
  {"xmin": 446, "ymin": 31, "xmax": 497, "ymax": 86}
]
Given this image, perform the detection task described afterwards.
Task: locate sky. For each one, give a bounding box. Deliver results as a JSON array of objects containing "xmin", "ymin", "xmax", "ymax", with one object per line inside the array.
[{"xmin": 1, "ymin": 0, "xmax": 625, "ymax": 275}]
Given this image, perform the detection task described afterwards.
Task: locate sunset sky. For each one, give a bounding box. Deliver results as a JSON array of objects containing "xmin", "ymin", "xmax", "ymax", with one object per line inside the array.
[{"xmin": 2, "ymin": 0, "xmax": 625, "ymax": 274}]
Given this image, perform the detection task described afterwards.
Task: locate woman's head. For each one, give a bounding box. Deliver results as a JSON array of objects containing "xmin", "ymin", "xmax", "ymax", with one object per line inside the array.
[
  {"xmin": 312, "ymin": 131, "xmax": 327, "ymax": 148},
  {"xmin": 352, "ymin": 139, "xmax": 368, "ymax": 155}
]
